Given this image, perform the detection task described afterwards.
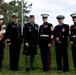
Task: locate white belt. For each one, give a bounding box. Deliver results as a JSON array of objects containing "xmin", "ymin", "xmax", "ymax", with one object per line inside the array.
[
  {"xmin": 40, "ymin": 35, "xmax": 49, "ymax": 37},
  {"xmin": 72, "ymin": 35, "xmax": 76, "ymax": 38}
]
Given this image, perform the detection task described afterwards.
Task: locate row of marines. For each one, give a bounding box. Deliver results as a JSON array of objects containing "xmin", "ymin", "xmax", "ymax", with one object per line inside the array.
[{"xmin": 0, "ymin": 12, "xmax": 76, "ymax": 72}]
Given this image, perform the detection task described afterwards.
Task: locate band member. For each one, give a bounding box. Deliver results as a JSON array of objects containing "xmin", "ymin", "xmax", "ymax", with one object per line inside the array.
[
  {"xmin": 39, "ymin": 14, "xmax": 54, "ymax": 71},
  {"xmin": 70, "ymin": 13, "xmax": 76, "ymax": 72},
  {"xmin": 0, "ymin": 15, "xmax": 6, "ymax": 70},
  {"xmin": 23, "ymin": 15, "xmax": 38, "ymax": 72},
  {"xmin": 54, "ymin": 15, "xmax": 69, "ymax": 72},
  {"xmin": 5, "ymin": 13, "xmax": 22, "ymax": 71}
]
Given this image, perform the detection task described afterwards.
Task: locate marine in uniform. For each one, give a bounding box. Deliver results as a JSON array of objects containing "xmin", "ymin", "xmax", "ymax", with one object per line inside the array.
[
  {"xmin": 39, "ymin": 14, "xmax": 54, "ymax": 71},
  {"xmin": 0, "ymin": 15, "xmax": 6, "ymax": 70},
  {"xmin": 23, "ymin": 15, "xmax": 39, "ymax": 72},
  {"xmin": 54, "ymin": 15, "xmax": 69, "ymax": 72},
  {"xmin": 5, "ymin": 13, "xmax": 22, "ymax": 71},
  {"xmin": 70, "ymin": 13, "xmax": 76, "ymax": 71}
]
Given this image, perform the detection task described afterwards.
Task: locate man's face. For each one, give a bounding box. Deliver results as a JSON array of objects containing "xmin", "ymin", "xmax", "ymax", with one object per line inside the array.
[
  {"xmin": 0, "ymin": 20, "xmax": 3, "ymax": 24},
  {"xmin": 29, "ymin": 17, "xmax": 34, "ymax": 23},
  {"xmin": 43, "ymin": 18, "xmax": 48, "ymax": 22},
  {"xmin": 12, "ymin": 17, "xmax": 19, "ymax": 23},
  {"xmin": 72, "ymin": 18, "xmax": 76, "ymax": 23},
  {"xmin": 58, "ymin": 19, "xmax": 64, "ymax": 24}
]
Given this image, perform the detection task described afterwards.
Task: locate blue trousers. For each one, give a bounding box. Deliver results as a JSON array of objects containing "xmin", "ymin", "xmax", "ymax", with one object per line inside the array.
[
  {"xmin": 40, "ymin": 47, "xmax": 51, "ymax": 71},
  {"xmin": 0, "ymin": 46, "xmax": 4, "ymax": 69}
]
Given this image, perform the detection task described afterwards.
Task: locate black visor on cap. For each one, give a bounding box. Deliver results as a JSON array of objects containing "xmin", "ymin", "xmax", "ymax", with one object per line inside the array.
[
  {"xmin": 57, "ymin": 18, "xmax": 64, "ymax": 20},
  {"xmin": 12, "ymin": 15, "xmax": 19, "ymax": 18},
  {"xmin": 72, "ymin": 16, "xmax": 76, "ymax": 19},
  {"xmin": 42, "ymin": 17, "xmax": 48, "ymax": 19},
  {"xmin": 0, "ymin": 18, "xmax": 3, "ymax": 20},
  {"xmin": 29, "ymin": 15, "xmax": 34, "ymax": 18}
]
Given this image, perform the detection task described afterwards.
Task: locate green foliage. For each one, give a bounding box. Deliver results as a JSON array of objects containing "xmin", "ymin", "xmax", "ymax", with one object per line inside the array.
[{"xmin": 0, "ymin": 0, "xmax": 32, "ymax": 25}]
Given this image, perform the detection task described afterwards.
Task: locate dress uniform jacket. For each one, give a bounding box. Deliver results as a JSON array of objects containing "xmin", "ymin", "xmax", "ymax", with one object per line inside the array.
[
  {"xmin": 70, "ymin": 25, "xmax": 76, "ymax": 45},
  {"xmin": 54, "ymin": 24, "xmax": 69, "ymax": 46},
  {"xmin": 6, "ymin": 22, "xmax": 22, "ymax": 45},
  {"xmin": 5, "ymin": 22, "xmax": 22, "ymax": 70},
  {"xmin": 23, "ymin": 22, "xmax": 39, "ymax": 55},
  {"xmin": 39, "ymin": 22, "xmax": 53, "ymax": 47},
  {"xmin": 54, "ymin": 24, "xmax": 69, "ymax": 71}
]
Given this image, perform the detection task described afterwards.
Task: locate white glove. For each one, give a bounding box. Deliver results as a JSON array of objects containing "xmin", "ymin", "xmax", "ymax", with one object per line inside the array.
[{"xmin": 25, "ymin": 43, "xmax": 29, "ymax": 47}]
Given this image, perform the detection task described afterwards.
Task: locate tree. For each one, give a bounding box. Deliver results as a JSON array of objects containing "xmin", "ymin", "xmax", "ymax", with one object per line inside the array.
[
  {"xmin": 0, "ymin": 0, "xmax": 9, "ymax": 14},
  {"xmin": 0, "ymin": 0, "xmax": 32, "ymax": 25}
]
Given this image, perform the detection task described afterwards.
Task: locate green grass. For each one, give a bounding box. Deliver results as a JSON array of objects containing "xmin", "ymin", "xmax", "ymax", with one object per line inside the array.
[{"xmin": 0, "ymin": 43, "xmax": 75, "ymax": 75}]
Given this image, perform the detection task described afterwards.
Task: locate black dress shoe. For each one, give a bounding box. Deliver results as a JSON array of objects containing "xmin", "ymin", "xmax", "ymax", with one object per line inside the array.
[
  {"xmin": 30, "ymin": 67, "xmax": 35, "ymax": 70},
  {"xmin": 0, "ymin": 68, "xmax": 2, "ymax": 71},
  {"xmin": 10, "ymin": 69, "xmax": 15, "ymax": 71},
  {"xmin": 43, "ymin": 69, "xmax": 48, "ymax": 72},
  {"xmin": 74, "ymin": 69, "xmax": 76, "ymax": 74},
  {"xmin": 43, "ymin": 68, "xmax": 48, "ymax": 72},
  {"xmin": 10, "ymin": 68, "xmax": 20, "ymax": 71},
  {"xmin": 57, "ymin": 67, "xmax": 62, "ymax": 70},
  {"xmin": 15, "ymin": 68, "xmax": 21, "ymax": 71},
  {"xmin": 63, "ymin": 70, "xmax": 69, "ymax": 72},
  {"xmin": 26, "ymin": 68, "xmax": 30, "ymax": 72}
]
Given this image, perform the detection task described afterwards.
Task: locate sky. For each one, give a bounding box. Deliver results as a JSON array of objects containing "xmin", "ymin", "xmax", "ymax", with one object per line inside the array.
[{"xmin": 4, "ymin": 0, "xmax": 76, "ymax": 26}]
